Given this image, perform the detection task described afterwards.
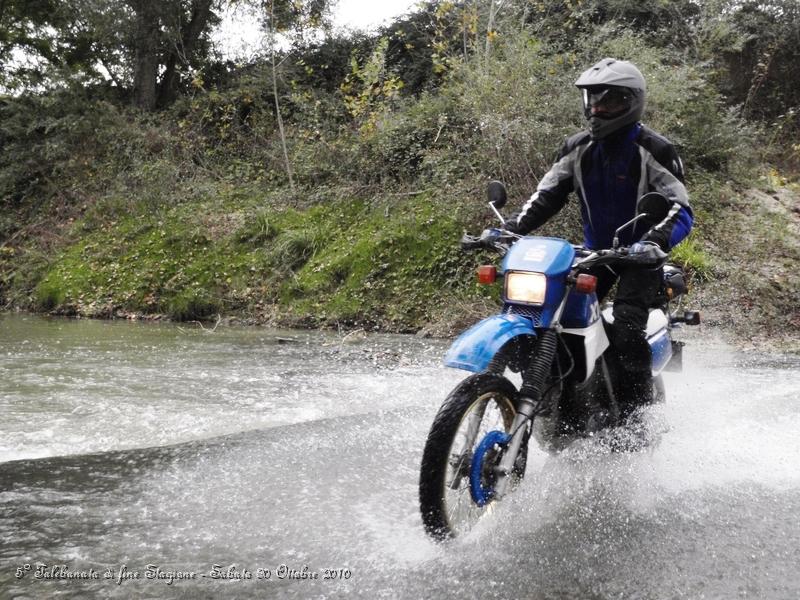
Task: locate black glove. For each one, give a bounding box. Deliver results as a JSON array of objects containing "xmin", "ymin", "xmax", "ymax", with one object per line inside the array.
[
  {"xmin": 628, "ymin": 241, "xmax": 668, "ymax": 266},
  {"xmin": 503, "ymin": 212, "xmax": 525, "ymax": 235},
  {"xmin": 640, "ymin": 228, "xmax": 669, "ymax": 252},
  {"xmin": 480, "ymin": 228, "xmax": 502, "ymax": 244}
]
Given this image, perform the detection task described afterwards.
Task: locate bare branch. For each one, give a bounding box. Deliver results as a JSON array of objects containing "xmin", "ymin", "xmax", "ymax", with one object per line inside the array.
[{"xmin": 187, "ymin": 313, "xmax": 222, "ymax": 333}]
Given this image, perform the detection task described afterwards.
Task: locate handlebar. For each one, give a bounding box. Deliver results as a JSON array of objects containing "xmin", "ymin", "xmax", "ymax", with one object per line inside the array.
[
  {"xmin": 461, "ymin": 231, "xmax": 667, "ymax": 267},
  {"xmin": 460, "ymin": 228, "xmax": 521, "ymax": 255},
  {"xmin": 577, "ymin": 244, "xmax": 667, "ymax": 269}
]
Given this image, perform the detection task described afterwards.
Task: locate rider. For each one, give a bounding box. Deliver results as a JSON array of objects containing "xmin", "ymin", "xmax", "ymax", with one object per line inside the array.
[{"xmin": 505, "ymin": 58, "xmax": 693, "ymax": 418}]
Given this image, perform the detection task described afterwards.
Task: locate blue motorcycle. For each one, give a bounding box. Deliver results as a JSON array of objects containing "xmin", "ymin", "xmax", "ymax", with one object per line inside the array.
[{"xmin": 419, "ymin": 182, "xmax": 700, "ymax": 540}]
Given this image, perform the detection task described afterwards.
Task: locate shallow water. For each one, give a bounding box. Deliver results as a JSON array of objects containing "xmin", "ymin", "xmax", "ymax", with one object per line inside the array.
[{"xmin": 1, "ymin": 314, "xmax": 799, "ymax": 599}]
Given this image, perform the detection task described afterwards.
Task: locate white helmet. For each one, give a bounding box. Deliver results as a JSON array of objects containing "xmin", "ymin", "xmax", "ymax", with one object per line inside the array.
[{"xmin": 574, "ymin": 58, "xmax": 646, "ymax": 140}]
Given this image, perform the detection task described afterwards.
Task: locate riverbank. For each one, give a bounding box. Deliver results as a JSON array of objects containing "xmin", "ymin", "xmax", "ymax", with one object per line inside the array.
[
  {"xmin": 0, "ymin": 188, "xmax": 496, "ymax": 335},
  {"xmin": 2, "ymin": 3, "xmax": 800, "ymax": 353},
  {"xmin": 2, "ymin": 179, "xmax": 798, "ymax": 354}
]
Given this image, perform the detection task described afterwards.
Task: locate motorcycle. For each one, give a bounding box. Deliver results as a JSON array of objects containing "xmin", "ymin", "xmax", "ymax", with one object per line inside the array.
[{"xmin": 418, "ymin": 181, "xmax": 700, "ymax": 540}]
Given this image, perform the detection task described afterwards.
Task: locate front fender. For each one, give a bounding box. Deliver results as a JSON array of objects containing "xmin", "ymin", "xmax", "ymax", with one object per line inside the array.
[{"xmin": 444, "ymin": 314, "xmax": 537, "ymax": 373}]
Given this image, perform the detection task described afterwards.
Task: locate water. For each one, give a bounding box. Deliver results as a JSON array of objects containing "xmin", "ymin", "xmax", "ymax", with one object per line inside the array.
[{"xmin": 1, "ymin": 314, "xmax": 799, "ymax": 599}]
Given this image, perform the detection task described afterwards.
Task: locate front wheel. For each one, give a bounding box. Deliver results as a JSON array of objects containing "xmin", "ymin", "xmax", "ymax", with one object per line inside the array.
[{"xmin": 419, "ymin": 373, "xmax": 527, "ymax": 540}]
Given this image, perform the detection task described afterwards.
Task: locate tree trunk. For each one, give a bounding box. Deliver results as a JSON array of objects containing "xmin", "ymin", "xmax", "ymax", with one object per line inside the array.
[
  {"xmin": 158, "ymin": 0, "xmax": 214, "ymax": 107},
  {"xmin": 485, "ymin": 0, "xmax": 504, "ymax": 65},
  {"xmin": 130, "ymin": 0, "xmax": 160, "ymax": 111}
]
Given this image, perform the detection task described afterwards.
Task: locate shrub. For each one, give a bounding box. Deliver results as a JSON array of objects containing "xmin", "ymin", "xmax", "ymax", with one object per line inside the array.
[
  {"xmin": 34, "ymin": 278, "xmax": 66, "ymax": 311},
  {"xmin": 166, "ymin": 288, "xmax": 221, "ymax": 321}
]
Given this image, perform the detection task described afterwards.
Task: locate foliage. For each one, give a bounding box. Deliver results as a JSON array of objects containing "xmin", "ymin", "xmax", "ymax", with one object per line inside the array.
[
  {"xmin": 521, "ymin": 0, "xmax": 702, "ymax": 48},
  {"xmin": 0, "ymin": 0, "xmax": 336, "ymax": 110},
  {"xmin": 0, "ymin": 0, "xmax": 124, "ymax": 92},
  {"xmin": 1, "ymin": 0, "xmax": 799, "ymax": 340},
  {"xmin": 722, "ymin": 0, "xmax": 800, "ymax": 121},
  {"xmin": 0, "ymin": 0, "xmax": 220, "ymax": 108},
  {"xmin": 0, "ymin": 93, "xmax": 121, "ymax": 211},
  {"xmin": 438, "ymin": 35, "xmax": 582, "ymax": 191},
  {"xmin": 26, "ymin": 193, "xmax": 470, "ymax": 328},
  {"xmin": 340, "ymin": 37, "xmax": 405, "ymax": 132}
]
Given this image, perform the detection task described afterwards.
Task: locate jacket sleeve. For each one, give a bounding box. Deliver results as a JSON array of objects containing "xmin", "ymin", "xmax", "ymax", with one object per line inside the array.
[
  {"xmin": 508, "ymin": 140, "xmax": 577, "ymax": 235},
  {"xmin": 640, "ymin": 142, "xmax": 693, "ymax": 251}
]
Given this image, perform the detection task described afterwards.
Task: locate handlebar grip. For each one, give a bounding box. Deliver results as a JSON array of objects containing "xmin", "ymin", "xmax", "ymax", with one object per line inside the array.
[{"xmin": 627, "ymin": 243, "xmax": 668, "ymax": 266}]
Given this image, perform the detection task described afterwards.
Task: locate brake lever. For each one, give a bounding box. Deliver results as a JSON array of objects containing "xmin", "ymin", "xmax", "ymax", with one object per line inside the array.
[
  {"xmin": 499, "ymin": 228, "xmax": 523, "ymax": 240},
  {"xmin": 575, "ymin": 248, "xmax": 620, "ymax": 269}
]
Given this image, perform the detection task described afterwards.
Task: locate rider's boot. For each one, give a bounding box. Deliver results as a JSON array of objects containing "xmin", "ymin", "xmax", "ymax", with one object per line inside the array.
[
  {"xmin": 617, "ymin": 370, "xmax": 653, "ymax": 422},
  {"xmin": 603, "ymin": 369, "xmax": 652, "ymax": 452},
  {"xmin": 606, "ymin": 308, "xmax": 653, "ymax": 423}
]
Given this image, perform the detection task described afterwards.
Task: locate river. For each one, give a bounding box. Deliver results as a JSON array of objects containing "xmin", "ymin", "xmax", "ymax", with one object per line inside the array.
[{"xmin": 1, "ymin": 314, "xmax": 799, "ymax": 599}]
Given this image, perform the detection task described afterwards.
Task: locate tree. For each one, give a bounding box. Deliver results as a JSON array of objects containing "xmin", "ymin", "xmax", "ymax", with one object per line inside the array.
[
  {"xmin": 0, "ymin": 0, "xmax": 221, "ymax": 110},
  {"xmin": 265, "ymin": 0, "xmax": 295, "ymax": 191},
  {"xmin": 726, "ymin": 0, "xmax": 800, "ymax": 122},
  {"xmin": 0, "ymin": 0, "xmax": 117, "ymax": 92},
  {"xmin": 259, "ymin": 0, "xmax": 334, "ymax": 192},
  {"xmin": 126, "ymin": 0, "xmax": 219, "ymax": 110},
  {"xmin": 128, "ymin": 0, "xmax": 161, "ymax": 110}
]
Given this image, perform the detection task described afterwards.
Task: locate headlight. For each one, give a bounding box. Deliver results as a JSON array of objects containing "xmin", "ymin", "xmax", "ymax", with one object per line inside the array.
[{"xmin": 505, "ymin": 272, "xmax": 547, "ymax": 305}]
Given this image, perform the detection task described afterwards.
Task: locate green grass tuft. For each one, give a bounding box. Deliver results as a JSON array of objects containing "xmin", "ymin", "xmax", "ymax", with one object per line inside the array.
[{"xmin": 670, "ymin": 234, "xmax": 713, "ymax": 282}]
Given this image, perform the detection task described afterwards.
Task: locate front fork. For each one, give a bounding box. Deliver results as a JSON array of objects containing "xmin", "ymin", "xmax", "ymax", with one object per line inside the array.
[
  {"xmin": 492, "ymin": 400, "xmax": 537, "ymax": 498},
  {"xmin": 493, "ymin": 329, "xmax": 559, "ymax": 499}
]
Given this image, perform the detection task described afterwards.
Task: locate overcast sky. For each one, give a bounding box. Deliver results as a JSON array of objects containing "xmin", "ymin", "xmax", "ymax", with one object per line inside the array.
[
  {"xmin": 335, "ymin": 0, "xmax": 419, "ymax": 29},
  {"xmin": 215, "ymin": 0, "xmax": 420, "ymax": 58}
]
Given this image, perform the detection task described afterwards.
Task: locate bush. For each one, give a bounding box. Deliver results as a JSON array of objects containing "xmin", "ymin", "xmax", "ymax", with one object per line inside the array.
[
  {"xmin": 34, "ymin": 279, "xmax": 66, "ymax": 311},
  {"xmin": 167, "ymin": 288, "xmax": 221, "ymax": 321}
]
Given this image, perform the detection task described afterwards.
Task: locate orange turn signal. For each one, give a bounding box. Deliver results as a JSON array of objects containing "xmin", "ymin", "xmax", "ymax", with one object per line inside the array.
[
  {"xmin": 477, "ymin": 265, "xmax": 497, "ymax": 285},
  {"xmin": 575, "ymin": 274, "xmax": 598, "ymax": 294}
]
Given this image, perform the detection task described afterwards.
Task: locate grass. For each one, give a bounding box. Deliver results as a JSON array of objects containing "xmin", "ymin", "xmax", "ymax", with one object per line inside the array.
[
  {"xmin": 26, "ymin": 191, "xmax": 472, "ymax": 329},
  {"xmin": 670, "ymin": 234, "xmax": 713, "ymax": 282}
]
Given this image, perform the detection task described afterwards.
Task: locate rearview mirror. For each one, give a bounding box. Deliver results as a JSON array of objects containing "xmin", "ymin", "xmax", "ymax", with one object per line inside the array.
[
  {"xmin": 637, "ymin": 192, "xmax": 670, "ymax": 225},
  {"xmin": 487, "ymin": 181, "xmax": 507, "ymax": 210}
]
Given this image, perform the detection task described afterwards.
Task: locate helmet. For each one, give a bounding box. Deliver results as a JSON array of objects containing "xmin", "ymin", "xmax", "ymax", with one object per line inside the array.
[{"xmin": 574, "ymin": 58, "xmax": 646, "ymax": 140}]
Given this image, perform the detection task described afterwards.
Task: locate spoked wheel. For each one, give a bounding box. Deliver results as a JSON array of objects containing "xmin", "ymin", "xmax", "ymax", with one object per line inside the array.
[{"xmin": 419, "ymin": 373, "xmax": 528, "ymax": 540}]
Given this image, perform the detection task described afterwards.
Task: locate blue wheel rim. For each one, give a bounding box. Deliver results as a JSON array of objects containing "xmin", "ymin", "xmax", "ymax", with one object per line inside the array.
[{"xmin": 469, "ymin": 430, "xmax": 511, "ymax": 507}]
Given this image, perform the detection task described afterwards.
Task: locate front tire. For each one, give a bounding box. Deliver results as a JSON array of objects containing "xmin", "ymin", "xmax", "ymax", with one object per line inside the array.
[{"xmin": 419, "ymin": 373, "xmax": 526, "ymax": 540}]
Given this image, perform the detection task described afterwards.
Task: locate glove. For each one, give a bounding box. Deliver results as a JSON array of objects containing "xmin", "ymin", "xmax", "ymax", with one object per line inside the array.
[
  {"xmin": 503, "ymin": 212, "xmax": 524, "ymax": 235},
  {"xmin": 641, "ymin": 228, "xmax": 669, "ymax": 252},
  {"xmin": 480, "ymin": 228, "xmax": 502, "ymax": 244},
  {"xmin": 628, "ymin": 241, "xmax": 667, "ymax": 266}
]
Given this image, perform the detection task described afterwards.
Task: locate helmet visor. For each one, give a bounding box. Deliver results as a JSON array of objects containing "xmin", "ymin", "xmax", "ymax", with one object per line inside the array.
[{"xmin": 582, "ymin": 87, "xmax": 633, "ymax": 119}]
